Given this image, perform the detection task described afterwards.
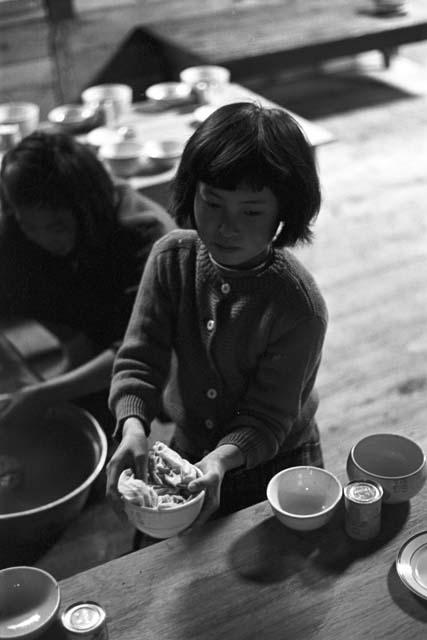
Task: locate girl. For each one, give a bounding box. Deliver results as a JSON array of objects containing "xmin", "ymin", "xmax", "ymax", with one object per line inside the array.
[
  {"xmin": 0, "ymin": 130, "xmax": 175, "ymax": 436},
  {"xmin": 106, "ymin": 101, "xmax": 328, "ymax": 526}
]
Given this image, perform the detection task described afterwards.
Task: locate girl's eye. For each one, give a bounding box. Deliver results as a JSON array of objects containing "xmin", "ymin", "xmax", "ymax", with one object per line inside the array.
[
  {"xmin": 244, "ymin": 210, "xmax": 261, "ymax": 217},
  {"xmin": 204, "ymin": 200, "xmax": 221, "ymax": 209}
]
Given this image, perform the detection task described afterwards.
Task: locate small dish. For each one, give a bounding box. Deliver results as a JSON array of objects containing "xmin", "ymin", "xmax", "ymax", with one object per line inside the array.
[
  {"xmin": 145, "ymin": 82, "xmax": 193, "ymax": 105},
  {"xmin": 0, "ymin": 566, "xmax": 60, "ymax": 639},
  {"xmin": 47, "ymin": 104, "xmax": 99, "ymax": 133},
  {"xmin": 85, "ymin": 126, "xmax": 123, "ymax": 150},
  {"xmin": 99, "ymin": 140, "xmax": 145, "ymax": 178},
  {"xmin": 396, "ymin": 531, "xmax": 427, "ymax": 600},
  {"xmin": 142, "ymin": 139, "xmax": 183, "ymax": 169}
]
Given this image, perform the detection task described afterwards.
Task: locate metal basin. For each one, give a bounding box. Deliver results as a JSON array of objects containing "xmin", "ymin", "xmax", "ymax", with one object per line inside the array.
[{"xmin": 0, "ymin": 404, "xmax": 107, "ymax": 568}]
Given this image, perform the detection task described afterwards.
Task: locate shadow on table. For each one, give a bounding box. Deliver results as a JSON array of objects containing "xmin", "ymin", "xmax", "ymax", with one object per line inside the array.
[{"xmin": 227, "ymin": 500, "xmax": 410, "ymax": 585}]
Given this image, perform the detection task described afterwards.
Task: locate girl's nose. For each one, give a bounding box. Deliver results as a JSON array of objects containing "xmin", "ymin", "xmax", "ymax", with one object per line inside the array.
[{"xmin": 218, "ymin": 213, "xmax": 239, "ymax": 237}]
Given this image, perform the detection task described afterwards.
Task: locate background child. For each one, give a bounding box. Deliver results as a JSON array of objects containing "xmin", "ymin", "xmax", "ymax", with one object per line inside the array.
[
  {"xmin": 0, "ymin": 130, "xmax": 175, "ymax": 437},
  {"xmin": 106, "ymin": 101, "xmax": 328, "ymax": 527}
]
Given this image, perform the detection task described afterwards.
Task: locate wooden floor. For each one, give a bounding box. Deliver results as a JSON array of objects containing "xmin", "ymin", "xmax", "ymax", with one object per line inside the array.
[{"xmin": 28, "ymin": 43, "xmax": 427, "ymax": 579}]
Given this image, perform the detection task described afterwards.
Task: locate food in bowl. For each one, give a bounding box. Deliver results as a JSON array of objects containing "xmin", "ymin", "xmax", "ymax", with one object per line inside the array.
[
  {"xmin": 347, "ymin": 433, "xmax": 426, "ymax": 503},
  {"xmin": 118, "ymin": 442, "xmax": 204, "ymax": 538},
  {"xmin": 266, "ymin": 466, "xmax": 342, "ymax": 531},
  {"xmin": 0, "ymin": 566, "xmax": 60, "ymax": 639}
]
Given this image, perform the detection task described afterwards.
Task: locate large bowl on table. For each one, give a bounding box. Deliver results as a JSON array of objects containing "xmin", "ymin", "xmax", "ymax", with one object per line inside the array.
[
  {"xmin": 267, "ymin": 466, "xmax": 342, "ymax": 531},
  {"xmin": 0, "ymin": 404, "xmax": 107, "ymax": 568},
  {"xmin": 347, "ymin": 433, "xmax": 426, "ymax": 503}
]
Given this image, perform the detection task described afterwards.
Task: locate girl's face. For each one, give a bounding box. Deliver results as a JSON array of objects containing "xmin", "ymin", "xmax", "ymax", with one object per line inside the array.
[
  {"xmin": 194, "ymin": 181, "xmax": 280, "ymax": 267},
  {"xmin": 15, "ymin": 206, "xmax": 77, "ymax": 256}
]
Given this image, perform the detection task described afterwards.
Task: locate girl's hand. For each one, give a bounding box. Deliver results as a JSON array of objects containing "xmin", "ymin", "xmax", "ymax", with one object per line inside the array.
[
  {"xmin": 185, "ymin": 456, "xmax": 227, "ymax": 529},
  {"xmin": 106, "ymin": 417, "xmax": 149, "ymax": 520},
  {"xmin": 0, "ymin": 386, "xmax": 50, "ymax": 429},
  {"xmin": 184, "ymin": 444, "xmax": 245, "ymax": 531}
]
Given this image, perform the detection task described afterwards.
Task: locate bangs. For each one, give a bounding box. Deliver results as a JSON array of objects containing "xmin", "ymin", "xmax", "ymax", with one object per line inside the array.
[{"xmin": 193, "ymin": 144, "xmax": 287, "ymax": 193}]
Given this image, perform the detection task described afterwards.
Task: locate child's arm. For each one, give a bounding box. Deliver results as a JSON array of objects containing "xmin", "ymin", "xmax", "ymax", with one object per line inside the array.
[
  {"xmin": 217, "ymin": 314, "xmax": 327, "ymax": 469},
  {"xmin": 106, "ymin": 416, "xmax": 149, "ymax": 518}
]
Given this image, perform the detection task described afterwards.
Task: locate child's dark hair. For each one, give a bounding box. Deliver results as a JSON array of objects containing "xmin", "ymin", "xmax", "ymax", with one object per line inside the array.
[
  {"xmin": 170, "ymin": 101, "xmax": 321, "ymax": 246},
  {"xmin": 0, "ymin": 130, "xmax": 116, "ymax": 249}
]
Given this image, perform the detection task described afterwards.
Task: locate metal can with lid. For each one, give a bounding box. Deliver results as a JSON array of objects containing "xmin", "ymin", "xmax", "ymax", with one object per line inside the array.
[
  {"xmin": 61, "ymin": 601, "xmax": 108, "ymax": 639},
  {"xmin": 344, "ymin": 480, "xmax": 383, "ymax": 540}
]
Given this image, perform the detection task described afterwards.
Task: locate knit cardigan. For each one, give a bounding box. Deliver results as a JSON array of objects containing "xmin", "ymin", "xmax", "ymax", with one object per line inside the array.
[{"xmin": 109, "ymin": 229, "xmax": 328, "ymax": 469}]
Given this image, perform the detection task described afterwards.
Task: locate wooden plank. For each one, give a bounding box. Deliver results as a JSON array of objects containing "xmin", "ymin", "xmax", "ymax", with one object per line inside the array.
[{"xmin": 143, "ymin": 0, "xmax": 427, "ymax": 78}]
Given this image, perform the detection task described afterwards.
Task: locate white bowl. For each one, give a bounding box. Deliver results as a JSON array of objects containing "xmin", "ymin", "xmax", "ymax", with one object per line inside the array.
[
  {"xmin": 145, "ymin": 82, "xmax": 192, "ymax": 104},
  {"xmin": 99, "ymin": 140, "xmax": 144, "ymax": 177},
  {"xmin": 81, "ymin": 84, "xmax": 132, "ymax": 124},
  {"xmin": 0, "ymin": 103, "xmax": 40, "ymax": 138},
  {"xmin": 347, "ymin": 433, "xmax": 426, "ymax": 504},
  {"xmin": 0, "ymin": 566, "xmax": 60, "ymax": 639},
  {"xmin": 179, "ymin": 65, "xmax": 231, "ymax": 103},
  {"xmin": 47, "ymin": 104, "xmax": 99, "ymax": 133},
  {"xmin": 142, "ymin": 139, "xmax": 183, "ymax": 168},
  {"xmin": 267, "ymin": 466, "xmax": 342, "ymax": 531}
]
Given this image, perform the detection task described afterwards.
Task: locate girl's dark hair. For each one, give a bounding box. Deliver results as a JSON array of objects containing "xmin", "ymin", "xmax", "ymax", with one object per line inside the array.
[
  {"xmin": 170, "ymin": 101, "xmax": 321, "ymax": 246},
  {"xmin": 0, "ymin": 130, "xmax": 116, "ymax": 249}
]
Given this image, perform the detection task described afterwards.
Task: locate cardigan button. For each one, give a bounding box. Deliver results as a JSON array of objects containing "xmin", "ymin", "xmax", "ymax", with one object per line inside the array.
[
  {"xmin": 207, "ymin": 319, "xmax": 215, "ymax": 331},
  {"xmin": 221, "ymin": 282, "xmax": 231, "ymax": 294},
  {"xmin": 205, "ymin": 418, "xmax": 214, "ymax": 429},
  {"xmin": 206, "ymin": 388, "xmax": 218, "ymax": 399}
]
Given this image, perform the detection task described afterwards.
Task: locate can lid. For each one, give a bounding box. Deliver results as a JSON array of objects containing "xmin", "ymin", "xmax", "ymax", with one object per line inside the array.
[
  {"xmin": 345, "ymin": 480, "xmax": 383, "ymax": 503},
  {"xmin": 61, "ymin": 602, "xmax": 106, "ymax": 632}
]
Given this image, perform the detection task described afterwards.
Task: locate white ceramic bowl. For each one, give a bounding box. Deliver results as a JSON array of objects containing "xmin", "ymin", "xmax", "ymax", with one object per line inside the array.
[
  {"xmin": 0, "ymin": 566, "xmax": 60, "ymax": 639},
  {"xmin": 123, "ymin": 483, "xmax": 205, "ymax": 539},
  {"xmin": 99, "ymin": 140, "xmax": 144, "ymax": 177},
  {"xmin": 142, "ymin": 139, "xmax": 183, "ymax": 168},
  {"xmin": 267, "ymin": 466, "xmax": 342, "ymax": 531},
  {"xmin": 179, "ymin": 65, "xmax": 231, "ymax": 103},
  {"xmin": 81, "ymin": 84, "xmax": 132, "ymax": 124},
  {"xmin": 0, "ymin": 103, "xmax": 40, "ymax": 138},
  {"xmin": 347, "ymin": 433, "xmax": 426, "ymax": 503},
  {"xmin": 47, "ymin": 104, "xmax": 99, "ymax": 133},
  {"xmin": 145, "ymin": 82, "xmax": 192, "ymax": 104}
]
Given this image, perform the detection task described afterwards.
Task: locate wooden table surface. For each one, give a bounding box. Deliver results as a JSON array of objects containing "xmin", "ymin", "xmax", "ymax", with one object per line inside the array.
[
  {"xmin": 114, "ymin": 83, "xmax": 333, "ymax": 192},
  {"xmin": 50, "ymin": 482, "xmax": 427, "ymax": 640},
  {"xmin": 143, "ymin": 0, "xmax": 427, "ymax": 78}
]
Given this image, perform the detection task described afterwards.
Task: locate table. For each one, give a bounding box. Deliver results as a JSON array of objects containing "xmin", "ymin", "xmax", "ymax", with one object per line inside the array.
[
  {"xmin": 106, "ymin": 82, "xmax": 333, "ymax": 194},
  {"xmin": 52, "ymin": 486, "xmax": 427, "ymax": 640},
  {"xmin": 143, "ymin": 0, "xmax": 427, "ymax": 79}
]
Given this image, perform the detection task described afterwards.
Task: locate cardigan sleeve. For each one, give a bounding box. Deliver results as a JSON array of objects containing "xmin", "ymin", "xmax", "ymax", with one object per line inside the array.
[
  {"xmin": 108, "ymin": 239, "xmax": 175, "ymax": 437},
  {"xmin": 216, "ymin": 314, "xmax": 327, "ymax": 469}
]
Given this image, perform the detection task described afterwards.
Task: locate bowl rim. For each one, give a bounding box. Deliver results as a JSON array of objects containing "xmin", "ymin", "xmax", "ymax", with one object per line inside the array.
[
  {"xmin": 145, "ymin": 82, "xmax": 192, "ymax": 101},
  {"xmin": 266, "ymin": 465, "xmax": 343, "ymax": 519},
  {"xmin": 81, "ymin": 83, "xmax": 132, "ymax": 98},
  {"xmin": 47, "ymin": 103, "xmax": 98, "ymax": 123},
  {"xmin": 99, "ymin": 140, "xmax": 144, "ymax": 160},
  {"xmin": 142, "ymin": 139, "xmax": 183, "ymax": 160},
  {"xmin": 349, "ymin": 433, "xmax": 426, "ymax": 481},
  {"xmin": 179, "ymin": 65, "xmax": 231, "ymax": 80},
  {"xmin": 0, "ymin": 565, "xmax": 60, "ymax": 638},
  {"xmin": 0, "ymin": 404, "xmax": 107, "ymax": 521}
]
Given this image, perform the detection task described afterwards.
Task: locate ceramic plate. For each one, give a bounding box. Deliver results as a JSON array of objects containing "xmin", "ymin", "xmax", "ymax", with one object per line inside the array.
[{"xmin": 396, "ymin": 531, "xmax": 427, "ymax": 599}]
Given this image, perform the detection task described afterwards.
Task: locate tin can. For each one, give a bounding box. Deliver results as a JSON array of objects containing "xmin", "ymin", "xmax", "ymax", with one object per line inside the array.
[
  {"xmin": 344, "ymin": 480, "xmax": 383, "ymax": 540},
  {"xmin": 61, "ymin": 601, "xmax": 108, "ymax": 639}
]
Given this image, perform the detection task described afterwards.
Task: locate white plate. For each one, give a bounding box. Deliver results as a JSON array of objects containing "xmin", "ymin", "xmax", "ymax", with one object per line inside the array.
[{"xmin": 396, "ymin": 531, "xmax": 427, "ymax": 599}]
